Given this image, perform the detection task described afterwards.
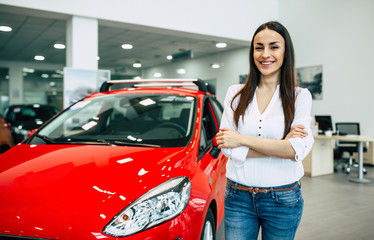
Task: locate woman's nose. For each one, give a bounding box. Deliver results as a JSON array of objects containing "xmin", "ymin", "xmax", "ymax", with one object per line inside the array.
[{"xmin": 262, "ymin": 47, "xmax": 270, "ymax": 57}]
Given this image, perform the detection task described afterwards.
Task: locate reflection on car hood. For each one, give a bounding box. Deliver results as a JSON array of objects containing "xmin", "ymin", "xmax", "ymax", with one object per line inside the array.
[{"xmin": 0, "ymin": 144, "xmax": 192, "ymax": 239}]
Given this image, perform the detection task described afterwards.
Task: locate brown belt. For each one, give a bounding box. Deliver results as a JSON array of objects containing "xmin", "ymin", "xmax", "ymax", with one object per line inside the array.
[{"xmin": 228, "ymin": 181, "xmax": 299, "ymax": 194}]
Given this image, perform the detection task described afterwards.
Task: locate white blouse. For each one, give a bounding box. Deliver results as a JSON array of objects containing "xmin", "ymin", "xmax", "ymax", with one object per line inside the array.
[{"xmin": 220, "ymin": 84, "xmax": 314, "ymax": 187}]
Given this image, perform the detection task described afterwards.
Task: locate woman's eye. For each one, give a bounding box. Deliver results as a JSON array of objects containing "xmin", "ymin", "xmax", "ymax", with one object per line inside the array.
[
  {"xmin": 271, "ymin": 46, "xmax": 279, "ymax": 49},
  {"xmin": 255, "ymin": 47, "xmax": 263, "ymax": 50}
]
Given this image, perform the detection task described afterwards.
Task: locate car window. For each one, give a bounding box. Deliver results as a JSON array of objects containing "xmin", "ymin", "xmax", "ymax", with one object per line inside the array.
[
  {"xmin": 199, "ymin": 98, "xmax": 219, "ymax": 158},
  {"xmin": 33, "ymin": 94, "xmax": 197, "ymax": 148},
  {"xmin": 209, "ymin": 97, "xmax": 223, "ymax": 125}
]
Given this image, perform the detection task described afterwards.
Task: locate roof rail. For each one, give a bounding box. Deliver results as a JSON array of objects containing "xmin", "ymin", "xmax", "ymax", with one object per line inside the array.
[{"xmin": 100, "ymin": 78, "xmax": 208, "ymax": 93}]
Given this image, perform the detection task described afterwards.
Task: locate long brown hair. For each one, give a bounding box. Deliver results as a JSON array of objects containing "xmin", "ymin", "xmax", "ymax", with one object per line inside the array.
[{"xmin": 231, "ymin": 21, "xmax": 296, "ymax": 139}]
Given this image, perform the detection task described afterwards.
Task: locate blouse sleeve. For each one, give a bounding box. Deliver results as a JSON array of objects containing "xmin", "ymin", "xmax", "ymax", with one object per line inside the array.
[
  {"xmin": 219, "ymin": 85, "xmax": 249, "ymax": 162},
  {"xmin": 288, "ymin": 88, "xmax": 314, "ymax": 161}
]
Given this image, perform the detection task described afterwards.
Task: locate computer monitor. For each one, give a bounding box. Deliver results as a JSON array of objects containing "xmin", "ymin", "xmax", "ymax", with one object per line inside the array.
[{"xmin": 315, "ymin": 115, "xmax": 333, "ymax": 133}]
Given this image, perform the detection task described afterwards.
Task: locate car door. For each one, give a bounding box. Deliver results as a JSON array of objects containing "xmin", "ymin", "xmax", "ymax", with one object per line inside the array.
[{"xmin": 197, "ymin": 97, "xmax": 227, "ymax": 224}]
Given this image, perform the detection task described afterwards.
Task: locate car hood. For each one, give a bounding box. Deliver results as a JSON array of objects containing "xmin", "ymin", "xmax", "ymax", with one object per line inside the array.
[{"xmin": 0, "ymin": 144, "xmax": 194, "ymax": 238}]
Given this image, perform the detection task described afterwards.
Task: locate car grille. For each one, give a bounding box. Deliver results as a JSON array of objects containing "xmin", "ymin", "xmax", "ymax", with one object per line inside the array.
[{"xmin": 0, "ymin": 235, "xmax": 53, "ymax": 240}]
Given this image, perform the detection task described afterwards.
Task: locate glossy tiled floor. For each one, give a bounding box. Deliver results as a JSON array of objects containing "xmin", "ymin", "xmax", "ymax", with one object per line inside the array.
[{"xmin": 216, "ymin": 165, "xmax": 374, "ymax": 240}]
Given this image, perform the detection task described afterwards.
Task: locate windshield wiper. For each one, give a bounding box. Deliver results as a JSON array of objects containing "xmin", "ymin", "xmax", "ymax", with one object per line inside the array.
[
  {"xmin": 111, "ymin": 140, "xmax": 160, "ymax": 148},
  {"xmin": 34, "ymin": 133, "xmax": 56, "ymax": 144}
]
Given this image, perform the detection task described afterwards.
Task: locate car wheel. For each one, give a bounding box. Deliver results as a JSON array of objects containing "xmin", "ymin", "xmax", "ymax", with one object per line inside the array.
[{"xmin": 201, "ymin": 208, "xmax": 216, "ymax": 240}]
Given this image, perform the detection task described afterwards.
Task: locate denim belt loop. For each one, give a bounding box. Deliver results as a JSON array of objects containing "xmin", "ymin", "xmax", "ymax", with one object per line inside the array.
[
  {"xmin": 270, "ymin": 187, "xmax": 275, "ymax": 199},
  {"xmin": 298, "ymin": 180, "xmax": 302, "ymax": 188},
  {"xmin": 234, "ymin": 182, "xmax": 238, "ymax": 193}
]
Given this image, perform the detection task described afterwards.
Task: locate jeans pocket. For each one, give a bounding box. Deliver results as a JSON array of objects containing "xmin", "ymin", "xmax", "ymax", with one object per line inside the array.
[{"xmin": 274, "ymin": 188, "xmax": 301, "ymax": 205}]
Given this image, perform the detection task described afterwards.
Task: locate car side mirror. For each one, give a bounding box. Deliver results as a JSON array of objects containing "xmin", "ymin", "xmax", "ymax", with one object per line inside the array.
[{"xmin": 210, "ymin": 134, "xmax": 221, "ymax": 158}]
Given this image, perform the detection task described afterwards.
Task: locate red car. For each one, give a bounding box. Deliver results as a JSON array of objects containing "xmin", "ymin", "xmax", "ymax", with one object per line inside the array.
[{"xmin": 0, "ymin": 79, "xmax": 227, "ymax": 240}]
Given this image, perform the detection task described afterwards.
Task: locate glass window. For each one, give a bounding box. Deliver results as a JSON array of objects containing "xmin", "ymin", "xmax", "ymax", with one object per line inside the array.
[
  {"xmin": 199, "ymin": 99, "xmax": 219, "ymax": 152},
  {"xmin": 23, "ymin": 69, "xmax": 63, "ymax": 110}
]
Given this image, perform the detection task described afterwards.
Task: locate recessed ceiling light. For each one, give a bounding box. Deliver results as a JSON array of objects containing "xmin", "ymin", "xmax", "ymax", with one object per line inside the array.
[
  {"xmin": 0, "ymin": 26, "xmax": 12, "ymax": 32},
  {"xmin": 177, "ymin": 68, "xmax": 186, "ymax": 74},
  {"xmin": 122, "ymin": 44, "xmax": 133, "ymax": 49},
  {"xmin": 34, "ymin": 55, "xmax": 45, "ymax": 61},
  {"xmin": 153, "ymin": 72, "xmax": 162, "ymax": 78},
  {"xmin": 23, "ymin": 68, "xmax": 35, "ymax": 73},
  {"xmin": 215, "ymin": 42, "xmax": 227, "ymax": 48},
  {"xmin": 133, "ymin": 61, "xmax": 142, "ymax": 68},
  {"xmin": 211, "ymin": 63, "xmax": 221, "ymax": 69},
  {"xmin": 54, "ymin": 43, "xmax": 65, "ymax": 49},
  {"xmin": 96, "ymin": 56, "xmax": 100, "ymax": 61},
  {"xmin": 166, "ymin": 55, "xmax": 173, "ymax": 60}
]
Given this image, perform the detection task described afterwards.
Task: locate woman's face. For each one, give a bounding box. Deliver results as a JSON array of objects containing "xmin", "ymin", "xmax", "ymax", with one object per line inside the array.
[{"xmin": 253, "ymin": 28, "xmax": 285, "ymax": 79}]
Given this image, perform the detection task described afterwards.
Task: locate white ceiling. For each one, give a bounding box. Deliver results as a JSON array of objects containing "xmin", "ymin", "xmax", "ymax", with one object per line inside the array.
[{"xmin": 0, "ymin": 7, "xmax": 249, "ymax": 74}]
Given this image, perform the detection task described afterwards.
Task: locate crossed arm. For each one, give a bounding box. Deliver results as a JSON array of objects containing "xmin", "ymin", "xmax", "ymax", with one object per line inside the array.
[{"xmin": 216, "ymin": 125, "xmax": 308, "ymax": 159}]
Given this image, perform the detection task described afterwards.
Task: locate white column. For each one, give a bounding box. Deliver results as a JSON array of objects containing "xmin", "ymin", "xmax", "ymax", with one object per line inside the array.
[
  {"xmin": 66, "ymin": 16, "xmax": 98, "ymax": 70},
  {"xmin": 9, "ymin": 64, "xmax": 23, "ymax": 105}
]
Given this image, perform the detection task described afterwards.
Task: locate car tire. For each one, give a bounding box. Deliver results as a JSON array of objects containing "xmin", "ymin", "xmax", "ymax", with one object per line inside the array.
[{"xmin": 200, "ymin": 208, "xmax": 216, "ymax": 240}]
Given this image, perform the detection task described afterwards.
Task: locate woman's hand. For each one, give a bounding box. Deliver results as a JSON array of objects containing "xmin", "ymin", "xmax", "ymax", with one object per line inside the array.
[
  {"xmin": 285, "ymin": 125, "xmax": 308, "ymax": 140},
  {"xmin": 216, "ymin": 128, "xmax": 242, "ymax": 149}
]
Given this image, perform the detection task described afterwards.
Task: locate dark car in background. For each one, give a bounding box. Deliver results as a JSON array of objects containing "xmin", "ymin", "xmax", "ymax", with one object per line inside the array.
[
  {"xmin": 0, "ymin": 114, "xmax": 14, "ymax": 154},
  {"xmin": 3, "ymin": 104, "xmax": 59, "ymax": 143}
]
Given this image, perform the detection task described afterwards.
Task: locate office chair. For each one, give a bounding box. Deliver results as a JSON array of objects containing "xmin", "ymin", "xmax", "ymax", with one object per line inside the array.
[{"xmin": 334, "ymin": 122, "xmax": 367, "ymax": 175}]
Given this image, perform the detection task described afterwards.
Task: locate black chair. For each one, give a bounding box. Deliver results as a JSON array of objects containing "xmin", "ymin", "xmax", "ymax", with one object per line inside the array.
[{"xmin": 334, "ymin": 122, "xmax": 367, "ymax": 175}]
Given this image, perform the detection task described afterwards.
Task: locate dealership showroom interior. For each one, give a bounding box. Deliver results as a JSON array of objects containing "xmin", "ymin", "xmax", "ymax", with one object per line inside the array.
[{"xmin": 1, "ymin": 0, "xmax": 374, "ymax": 240}]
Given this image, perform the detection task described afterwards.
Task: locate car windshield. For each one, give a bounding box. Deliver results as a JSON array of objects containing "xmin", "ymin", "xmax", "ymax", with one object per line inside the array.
[{"xmin": 29, "ymin": 94, "xmax": 197, "ymax": 148}]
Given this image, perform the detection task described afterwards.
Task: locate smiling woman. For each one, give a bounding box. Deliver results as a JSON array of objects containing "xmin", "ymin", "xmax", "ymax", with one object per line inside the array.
[{"xmin": 217, "ymin": 21, "xmax": 313, "ymax": 240}]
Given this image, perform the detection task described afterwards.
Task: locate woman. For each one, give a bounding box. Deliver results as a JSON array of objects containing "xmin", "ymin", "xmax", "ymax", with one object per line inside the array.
[{"xmin": 216, "ymin": 21, "xmax": 314, "ymax": 240}]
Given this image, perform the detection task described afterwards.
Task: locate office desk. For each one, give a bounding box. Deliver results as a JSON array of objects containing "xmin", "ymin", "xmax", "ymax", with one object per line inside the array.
[
  {"xmin": 303, "ymin": 135, "xmax": 334, "ymax": 177},
  {"xmin": 303, "ymin": 135, "xmax": 374, "ymax": 183},
  {"xmin": 333, "ymin": 135, "xmax": 374, "ymax": 183}
]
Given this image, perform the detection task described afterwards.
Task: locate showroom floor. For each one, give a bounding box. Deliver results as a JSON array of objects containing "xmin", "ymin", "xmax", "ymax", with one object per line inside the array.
[{"xmin": 216, "ymin": 165, "xmax": 374, "ymax": 240}]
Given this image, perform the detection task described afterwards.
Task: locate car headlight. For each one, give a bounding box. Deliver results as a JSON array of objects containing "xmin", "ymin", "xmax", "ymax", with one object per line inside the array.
[{"xmin": 103, "ymin": 176, "xmax": 191, "ymax": 237}]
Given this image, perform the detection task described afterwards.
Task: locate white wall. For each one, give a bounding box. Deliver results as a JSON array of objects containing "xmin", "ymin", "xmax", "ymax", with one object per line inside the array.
[
  {"xmin": 143, "ymin": 48, "xmax": 250, "ymax": 104},
  {"xmin": 0, "ymin": 0, "xmax": 278, "ymax": 42},
  {"xmin": 279, "ymin": 0, "xmax": 374, "ymax": 135}
]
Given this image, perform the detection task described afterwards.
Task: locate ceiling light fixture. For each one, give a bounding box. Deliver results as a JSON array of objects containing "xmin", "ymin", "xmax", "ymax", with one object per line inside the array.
[
  {"xmin": 176, "ymin": 68, "xmax": 186, "ymax": 75},
  {"xmin": 23, "ymin": 68, "xmax": 35, "ymax": 73},
  {"xmin": 166, "ymin": 55, "xmax": 173, "ymax": 60},
  {"xmin": 133, "ymin": 61, "xmax": 142, "ymax": 68},
  {"xmin": 54, "ymin": 43, "xmax": 65, "ymax": 49},
  {"xmin": 122, "ymin": 44, "xmax": 133, "ymax": 49},
  {"xmin": 215, "ymin": 42, "xmax": 227, "ymax": 48},
  {"xmin": 34, "ymin": 55, "xmax": 45, "ymax": 61},
  {"xmin": 96, "ymin": 56, "xmax": 100, "ymax": 61},
  {"xmin": 0, "ymin": 26, "xmax": 12, "ymax": 32},
  {"xmin": 210, "ymin": 63, "xmax": 223, "ymax": 69},
  {"xmin": 153, "ymin": 72, "xmax": 162, "ymax": 78}
]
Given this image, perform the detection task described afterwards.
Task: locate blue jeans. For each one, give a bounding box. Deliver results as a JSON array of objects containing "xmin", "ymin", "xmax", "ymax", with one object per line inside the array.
[{"xmin": 224, "ymin": 179, "xmax": 303, "ymax": 240}]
